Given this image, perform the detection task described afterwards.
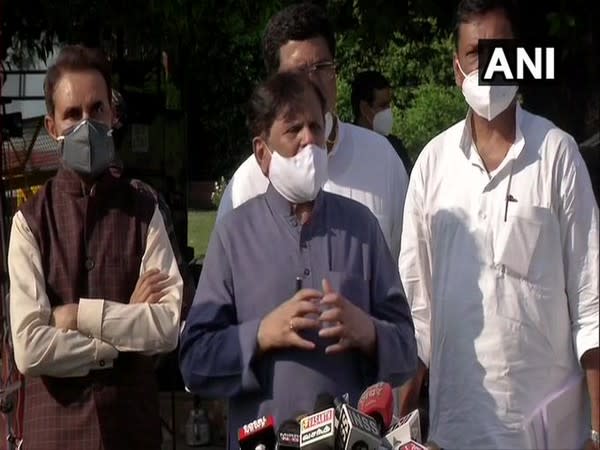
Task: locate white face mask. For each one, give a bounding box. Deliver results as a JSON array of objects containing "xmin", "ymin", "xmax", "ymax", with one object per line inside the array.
[
  {"xmin": 267, "ymin": 143, "xmax": 328, "ymax": 204},
  {"xmin": 372, "ymin": 107, "xmax": 393, "ymax": 136},
  {"xmin": 457, "ymin": 60, "xmax": 518, "ymax": 121}
]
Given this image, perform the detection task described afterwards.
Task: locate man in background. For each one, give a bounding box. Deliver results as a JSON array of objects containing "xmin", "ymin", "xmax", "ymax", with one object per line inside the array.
[
  {"xmin": 216, "ymin": 3, "xmax": 408, "ymax": 262},
  {"xmin": 351, "ymin": 70, "xmax": 412, "ymax": 175}
]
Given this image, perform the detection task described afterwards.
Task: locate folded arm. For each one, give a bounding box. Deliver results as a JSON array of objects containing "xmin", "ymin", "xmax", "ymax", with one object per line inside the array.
[
  {"xmin": 76, "ymin": 206, "xmax": 183, "ymax": 354},
  {"xmin": 8, "ymin": 211, "xmax": 118, "ymax": 377}
]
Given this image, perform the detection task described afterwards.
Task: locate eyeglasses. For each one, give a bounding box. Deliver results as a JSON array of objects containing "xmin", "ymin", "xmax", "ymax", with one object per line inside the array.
[{"xmin": 297, "ymin": 61, "xmax": 337, "ymax": 79}]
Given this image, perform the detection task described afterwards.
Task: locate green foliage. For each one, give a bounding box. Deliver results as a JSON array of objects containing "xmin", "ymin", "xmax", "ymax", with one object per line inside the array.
[
  {"xmin": 3, "ymin": 0, "xmax": 464, "ymax": 176},
  {"xmin": 334, "ymin": 16, "xmax": 466, "ymax": 158},
  {"xmin": 395, "ymin": 84, "xmax": 467, "ymax": 158},
  {"xmin": 4, "ymin": 0, "xmax": 596, "ymax": 178},
  {"xmin": 336, "ymin": 77, "xmax": 353, "ymax": 123}
]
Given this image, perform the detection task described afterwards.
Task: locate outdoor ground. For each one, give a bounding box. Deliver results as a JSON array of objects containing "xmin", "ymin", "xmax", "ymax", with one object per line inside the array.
[
  {"xmin": 187, "ymin": 210, "xmax": 217, "ymax": 259},
  {"xmin": 158, "ymin": 211, "xmax": 224, "ymax": 450},
  {"xmin": 160, "ymin": 392, "xmax": 225, "ymax": 450}
]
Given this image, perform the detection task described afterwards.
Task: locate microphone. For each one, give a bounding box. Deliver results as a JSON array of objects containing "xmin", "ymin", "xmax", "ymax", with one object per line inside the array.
[
  {"xmin": 276, "ymin": 419, "xmax": 300, "ymax": 450},
  {"xmin": 382, "ymin": 410, "xmax": 421, "ymax": 449},
  {"xmin": 314, "ymin": 393, "xmax": 336, "ymax": 411},
  {"xmin": 238, "ymin": 415, "xmax": 276, "ymax": 450},
  {"xmin": 299, "ymin": 393, "xmax": 337, "ymax": 450},
  {"xmin": 357, "ymin": 382, "xmax": 394, "ymax": 434},
  {"xmin": 334, "ymin": 398, "xmax": 381, "ymax": 450}
]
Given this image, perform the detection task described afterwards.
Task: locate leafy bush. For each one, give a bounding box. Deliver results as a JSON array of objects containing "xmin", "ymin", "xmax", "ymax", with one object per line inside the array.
[
  {"xmin": 335, "ymin": 18, "xmax": 466, "ymax": 158},
  {"xmin": 335, "ymin": 76, "xmax": 353, "ymax": 123},
  {"xmin": 395, "ymin": 83, "xmax": 467, "ymax": 158}
]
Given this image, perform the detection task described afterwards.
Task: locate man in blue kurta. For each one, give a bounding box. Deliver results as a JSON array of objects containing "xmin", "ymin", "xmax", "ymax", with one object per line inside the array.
[{"xmin": 179, "ymin": 72, "xmax": 416, "ymax": 447}]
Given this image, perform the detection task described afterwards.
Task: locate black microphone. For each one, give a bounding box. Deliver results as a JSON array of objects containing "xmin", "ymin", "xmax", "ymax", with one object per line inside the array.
[
  {"xmin": 334, "ymin": 396, "xmax": 380, "ymax": 450},
  {"xmin": 238, "ymin": 415, "xmax": 277, "ymax": 450},
  {"xmin": 299, "ymin": 393, "xmax": 337, "ymax": 450},
  {"xmin": 276, "ymin": 419, "xmax": 301, "ymax": 450},
  {"xmin": 315, "ymin": 393, "xmax": 336, "ymax": 411}
]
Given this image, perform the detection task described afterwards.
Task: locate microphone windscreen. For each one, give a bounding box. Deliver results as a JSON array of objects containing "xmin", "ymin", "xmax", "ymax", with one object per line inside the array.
[
  {"xmin": 313, "ymin": 393, "xmax": 335, "ymax": 412},
  {"xmin": 357, "ymin": 382, "xmax": 394, "ymax": 432}
]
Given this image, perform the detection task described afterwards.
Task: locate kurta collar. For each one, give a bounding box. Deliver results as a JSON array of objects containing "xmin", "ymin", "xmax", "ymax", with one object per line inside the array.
[
  {"xmin": 459, "ymin": 103, "xmax": 526, "ymax": 170},
  {"xmin": 264, "ymin": 183, "xmax": 325, "ymax": 221},
  {"xmin": 327, "ymin": 116, "xmax": 345, "ymax": 158}
]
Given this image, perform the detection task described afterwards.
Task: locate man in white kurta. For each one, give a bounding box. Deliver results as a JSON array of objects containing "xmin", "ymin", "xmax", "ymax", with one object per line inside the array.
[
  {"xmin": 400, "ymin": 102, "xmax": 599, "ymax": 448},
  {"xmin": 399, "ymin": 2, "xmax": 599, "ymax": 448}
]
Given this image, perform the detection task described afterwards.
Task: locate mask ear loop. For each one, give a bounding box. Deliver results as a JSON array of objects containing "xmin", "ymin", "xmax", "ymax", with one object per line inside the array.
[
  {"xmin": 456, "ymin": 58, "xmax": 482, "ymax": 85},
  {"xmin": 86, "ymin": 119, "xmax": 112, "ymax": 137},
  {"xmin": 456, "ymin": 58, "xmax": 468, "ymax": 79},
  {"xmin": 55, "ymin": 135, "xmax": 65, "ymax": 159},
  {"xmin": 265, "ymin": 142, "xmax": 274, "ymax": 156}
]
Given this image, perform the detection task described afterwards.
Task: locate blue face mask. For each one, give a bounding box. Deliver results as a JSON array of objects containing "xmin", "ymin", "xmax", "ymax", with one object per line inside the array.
[{"xmin": 58, "ymin": 119, "xmax": 115, "ymax": 177}]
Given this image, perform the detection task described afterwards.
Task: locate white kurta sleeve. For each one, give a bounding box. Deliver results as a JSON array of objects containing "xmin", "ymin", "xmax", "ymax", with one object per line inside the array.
[
  {"xmin": 556, "ymin": 137, "xmax": 599, "ymax": 363},
  {"xmin": 399, "ymin": 158, "xmax": 433, "ymax": 367},
  {"xmin": 390, "ymin": 148, "xmax": 410, "ymax": 262},
  {"xmin": 216, "ymin": 178, "xmax": 234, "ymax": 223}
]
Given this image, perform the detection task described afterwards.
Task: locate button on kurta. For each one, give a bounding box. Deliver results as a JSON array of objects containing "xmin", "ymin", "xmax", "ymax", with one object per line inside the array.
[{"xmin": 85, "ymin": 258, "xmax": 95, "ymax": 271}]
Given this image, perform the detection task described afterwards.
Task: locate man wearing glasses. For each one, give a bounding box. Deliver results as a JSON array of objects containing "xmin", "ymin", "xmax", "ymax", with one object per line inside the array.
[{"xmin": 216, "ymin": 2, "xmax": 408, "ymax": 263}]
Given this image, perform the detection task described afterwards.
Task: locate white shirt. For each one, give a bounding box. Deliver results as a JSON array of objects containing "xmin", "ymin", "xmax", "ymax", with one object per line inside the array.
[
  {"xmin": 400, "ymin": 104, "xmax": 599, "ymax": 449},
  {"xmin": 8, "ymin": 206, "xmax": 183, "ymax": 377},
  {"xmin": 217, "ymin": 120, "xmax": 408, "ymax": 260}
]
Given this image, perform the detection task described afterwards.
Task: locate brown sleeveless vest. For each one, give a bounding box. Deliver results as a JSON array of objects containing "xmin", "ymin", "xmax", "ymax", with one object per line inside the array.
[{"xmin": 19, "ymin": 168, "xmax": 160, "ymax": 450}]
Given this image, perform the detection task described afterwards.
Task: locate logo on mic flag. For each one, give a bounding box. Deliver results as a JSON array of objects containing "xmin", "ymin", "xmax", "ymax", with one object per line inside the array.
[
  {"xmin": 300, "ymin": 408, "xmax": 336, "ymax": 446},
  {"xmin": 238, "ymin": 416, "xmax": 275, "ymax": 440}
]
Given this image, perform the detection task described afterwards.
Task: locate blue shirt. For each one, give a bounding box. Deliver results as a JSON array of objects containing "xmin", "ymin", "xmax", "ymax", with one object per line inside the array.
[{"xmin": 180, "ymin": 185, "xmax": 417, "ymax": 447}]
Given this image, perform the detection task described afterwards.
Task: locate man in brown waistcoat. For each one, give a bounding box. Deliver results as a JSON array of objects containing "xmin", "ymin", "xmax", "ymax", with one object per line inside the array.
[{"xmin": 7, "ymin": 45, "xmax": 183, "ymax": 450}]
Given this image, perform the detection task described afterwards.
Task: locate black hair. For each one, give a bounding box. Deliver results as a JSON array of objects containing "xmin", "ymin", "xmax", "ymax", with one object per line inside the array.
[
  {"xmin": 454, "ymin": 0, "xmax": 520, "ymax": 49},
  {"xmin": 44, "ymin": 45, "xmax": 111, "ymax": 115},
  {"xmin": 351, "ymin": 71, "xmax": 390, "ymax": 122},
  {"xmin": 247, "ymin": 71, "xmax": 326, "ymax": 138},
  {"xmin": 262, "ymin": 2, "xmax": 336, "ymax": 75}
]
